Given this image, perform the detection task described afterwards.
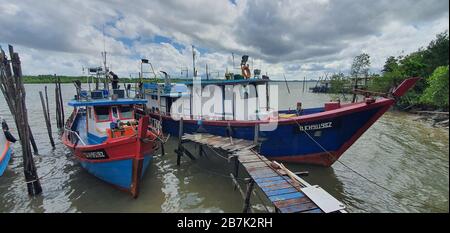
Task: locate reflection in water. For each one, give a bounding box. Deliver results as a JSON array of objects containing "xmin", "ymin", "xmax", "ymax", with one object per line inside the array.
[{"xmin": 0, "ymin": 83, "xmax": 448, "ymax": 212}]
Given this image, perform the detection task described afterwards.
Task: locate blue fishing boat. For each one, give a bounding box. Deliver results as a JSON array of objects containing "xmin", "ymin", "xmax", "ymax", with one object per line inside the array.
[{"xmin": 141, "ymin": 56, "xmax": 419, "ymax": 167}]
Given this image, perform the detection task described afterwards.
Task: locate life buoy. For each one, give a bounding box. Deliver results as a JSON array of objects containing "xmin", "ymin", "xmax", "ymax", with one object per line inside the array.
[{"xmin": 241, "ymin": 65, "xmax": 251, "ymax": 79}]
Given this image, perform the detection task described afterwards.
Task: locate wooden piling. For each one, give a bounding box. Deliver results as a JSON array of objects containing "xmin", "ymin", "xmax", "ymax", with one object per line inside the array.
[
  {"xmin": 58, "ymin": 76, "xmax": 64, "ymax": 124},
  {"xmin": 242, "ymin": 179, "xmax": 255, "ymax": 213},
  {"xmin": 28, "ymin": 126, "xmax": 39, "ymax": 154},
  {"xmin": 54, "ymin": 74, "xmax": 64, "ymax": 129},
  {"xmin": 177, "ymin": 118, "xmax": 184, "ymax": 165},
  {"xmin": 0, "ymin": 45, "xmax": 42, "ymax": 196},
  {"xmin": 45, "ymin": 86, "xmax": 50, "ymax": 121},
  {"xmin": 157, "ymin": 85, "xmax": 165, "ymax": 156},
  {"xmin": 55, "ymin": 75, "xmax": 62, "ymax": 129},
  {"xmin": 253, "ymin": 123, "xmax": 259, "ymax": 150},
  {"xmin": 302, "ymin": 76, "xmax": 306, "ymax": 92},
  {"xmin": 39, "ymin": 91, "xmax": 55, "ymax": 148}
]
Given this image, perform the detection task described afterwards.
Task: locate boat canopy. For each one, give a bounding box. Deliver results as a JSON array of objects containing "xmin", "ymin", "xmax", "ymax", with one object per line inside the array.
[
  {"xmin": 68, "ymin": 98, "xmax": 147, "ymax": 107},
  {"xmin": 180, "ymin": 78, "xmax": 269, "ymax": 86}
]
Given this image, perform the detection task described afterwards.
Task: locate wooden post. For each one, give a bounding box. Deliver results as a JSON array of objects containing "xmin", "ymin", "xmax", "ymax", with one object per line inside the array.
[
  {"xmin": 352, "ymin": 77, "xmax": 358, "ymax": 103},
  {"xmin": 198, "ymin": 145, "xmax": 203, "ymax": 157},
  {"xmin": 157, "ymin": 85, "xmax": 165, "ymax": 156},
  {"xmin": 0, "ymin": 45, "xmax": 42, "ymax": 196},
  {"xmin": 302, "ymin": 76, "xmax": 306, "ymax": 92},
  {"xmin": 55, "ymin": 75, "xmax": 62, "ymax": 129},
  {"xmin": 39, "ymin": 91, "xmax": 55, "ymax": 148},
  {"xmin": 58, "ymin": 76, "xmax": 64, "ymax": 125},
  {"xmin": 176, "ymin": 118, "xmax": 183, "ymax": 166},
  {"xmin": 242, "ymin": 179, "xmax": 255, "ymax": 213},
  {"xmin": 45, "ymin": 86, "xmax": 50, "ymax": 122},
  {"xmin": 233, "ymin": 156, "xmax": 239, "ymax": 191},
  {"xmin": 28, "ymin": 126, "xmax": 39, "ymax": 154},
  {"xmin": 253, "ymin": 123, "xmax": 259, "ymax": 145}
]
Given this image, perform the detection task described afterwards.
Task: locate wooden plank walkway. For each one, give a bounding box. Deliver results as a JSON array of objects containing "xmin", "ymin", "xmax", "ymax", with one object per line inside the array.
[{"xmin": 181, "ymin": 133, "xmax": 346, "ymax": 213}]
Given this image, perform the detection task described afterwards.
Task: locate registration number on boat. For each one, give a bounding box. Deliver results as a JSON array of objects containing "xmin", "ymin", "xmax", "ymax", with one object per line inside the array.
[
  {"xmin": 83, "ymin": 150, "xmax": 108, "ymax": 159},
  {"xmin": 298, "ymin": 121, "xmax": 333, "ymax": 131}
]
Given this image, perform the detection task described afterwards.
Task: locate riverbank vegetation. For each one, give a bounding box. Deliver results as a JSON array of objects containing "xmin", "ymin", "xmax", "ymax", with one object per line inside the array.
[
  {"xmin": 370, "ymin": 31, "xmax": 449, "ymax": 111},
  {"xmin": 327, "ymin": 31, "xmax": 448, "ymax": 112}
]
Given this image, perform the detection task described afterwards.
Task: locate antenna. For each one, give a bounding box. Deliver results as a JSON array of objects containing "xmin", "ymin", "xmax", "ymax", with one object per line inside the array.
[
  {"xmin": 232, "ymin": 53, "xmax": 235, "ymax": 70},
  {"xmin": 192, "ymin": 45, "xmax": 196, "ymax": 78}
]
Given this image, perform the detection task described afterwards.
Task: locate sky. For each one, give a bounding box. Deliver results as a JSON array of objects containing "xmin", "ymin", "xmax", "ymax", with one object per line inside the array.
[{"xmin": 0, "ymin": 0, "xmax": 448, "ymax": 80}]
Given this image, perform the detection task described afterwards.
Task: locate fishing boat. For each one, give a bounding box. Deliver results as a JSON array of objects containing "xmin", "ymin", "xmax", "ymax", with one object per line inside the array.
[
  {"xmin": 62, "ymin": 81, "xmax": 162, "ymax": 197},
  {"xmin": 1, "ymin": 118, "xmax": 16, "ymax": 176},
  {"xmin": 141, "ymin": 56, "xmax": 419, "ymax": 167}
]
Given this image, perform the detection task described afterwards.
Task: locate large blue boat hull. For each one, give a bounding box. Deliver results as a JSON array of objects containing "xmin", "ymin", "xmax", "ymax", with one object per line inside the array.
[{"xmin": 151, "ymin": 101, "xmax": 392, "ymax": 166}]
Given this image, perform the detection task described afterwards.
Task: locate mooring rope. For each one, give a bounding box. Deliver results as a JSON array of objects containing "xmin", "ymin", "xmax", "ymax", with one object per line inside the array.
[{"xmin": 294, "ymin": 119, "xmax": 448, "ymax": 212}]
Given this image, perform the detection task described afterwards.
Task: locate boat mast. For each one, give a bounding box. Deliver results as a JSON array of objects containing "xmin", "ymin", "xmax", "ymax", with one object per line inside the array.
[
  {"xmin": 192, "ymin": 45, "xmax": 196, "ymax": 78},
  {"xmin": 101, "ymin": 25, "xmax": 109, "ymax": 92}
]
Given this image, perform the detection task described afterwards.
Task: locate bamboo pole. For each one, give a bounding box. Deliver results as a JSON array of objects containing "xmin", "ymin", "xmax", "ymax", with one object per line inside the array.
[
  {"xmin": 58, "ymin": 76, "xmax": 64, "ymax": 124},
  {"xmin": 55, "ymin": 75, "xmax": 62, "ymax": 129},
  {"xmin": 0, "ymin": 45, "xmax": 42, "ymax": 196},
  {"xmin": 39, "ymin": 91, "xmax": 55, "ymax": 148}
]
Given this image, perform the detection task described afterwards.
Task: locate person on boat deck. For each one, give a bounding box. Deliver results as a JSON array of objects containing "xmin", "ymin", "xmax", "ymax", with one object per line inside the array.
[
  {"xmin": 109, "ymin": 71, "xmax": 119, "ymax": 89},
  {"xmin": 1, "ymin": 118, "xmax": 17, "ymax": 143}
]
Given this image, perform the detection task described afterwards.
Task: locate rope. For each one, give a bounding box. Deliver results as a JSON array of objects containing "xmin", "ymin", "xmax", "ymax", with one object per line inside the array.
[{"xmin": 294, "ymin": 119, "xmax": 448, "ymax": 212}]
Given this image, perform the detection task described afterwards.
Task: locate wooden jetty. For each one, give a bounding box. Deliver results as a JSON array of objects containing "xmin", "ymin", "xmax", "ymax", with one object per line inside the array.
[{"xmin": 178, "ymin": 131, "xmax": 346, "ymax": 213}]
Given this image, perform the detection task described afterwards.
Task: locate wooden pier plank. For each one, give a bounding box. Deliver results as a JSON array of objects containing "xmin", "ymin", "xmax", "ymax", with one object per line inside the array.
[
  {"xmin": 180, "ymin": 133, "xmax": 342, "ymax": 214},
  {"xmin": 273, "ymin": 197, "xmax": 312, "ymax": 208},
  {"xmin": 265, "ymin": 187, "xmax": 299, "ymax": 197},
  {"xmin": 279, "ymin": 202, "xmax": 319, "ymax": 213},
  {"xmin": 268, "ymin": 192, "xmax": 304, "ymax": 202}
]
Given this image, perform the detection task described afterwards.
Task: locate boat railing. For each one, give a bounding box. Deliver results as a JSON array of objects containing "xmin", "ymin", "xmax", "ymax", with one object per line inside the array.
[
  {"xmin": 64, "ymin": 127, "xmax": 87, "ymax": 146},
  {"xmin": 149, "ymin": 118, "xmax": 162, "ymax": 135}
]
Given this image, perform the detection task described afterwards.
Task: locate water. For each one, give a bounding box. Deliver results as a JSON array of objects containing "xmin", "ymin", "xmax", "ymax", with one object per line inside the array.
[{"xmin": 0, "ymin": 82, "xmax": 448, "ymax": 213}]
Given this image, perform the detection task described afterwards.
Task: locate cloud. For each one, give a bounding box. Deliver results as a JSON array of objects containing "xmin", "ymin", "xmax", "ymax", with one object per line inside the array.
[{"xmin": 0, "ymin": 0, "xmax": 448, "ymax": 79}]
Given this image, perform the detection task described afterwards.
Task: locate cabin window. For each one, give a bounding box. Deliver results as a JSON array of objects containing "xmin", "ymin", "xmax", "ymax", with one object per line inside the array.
[
  {"xmin": 112, "ymin": 107, "xmax": 119, "ymax": 119},
  {"xmin": 88, "ymin": 107, "xmax": 92, "ymax": 119},
  {"xmin": 119, "ymin": 105, "xmax": 133, "ymax": 119},
  {"xmin": 94, "ymin": 106, "xmax": 111, "ymax": 122}
]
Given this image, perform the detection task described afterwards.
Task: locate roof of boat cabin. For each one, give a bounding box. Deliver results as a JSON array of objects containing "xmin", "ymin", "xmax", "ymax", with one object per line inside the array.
[
  {"xmin": 180, "ymin": 78, "xmax": 269, "ymax": 86},
  {"xmin": 68, "ymin": 98, "xmax": 147, "ymax": 107}
]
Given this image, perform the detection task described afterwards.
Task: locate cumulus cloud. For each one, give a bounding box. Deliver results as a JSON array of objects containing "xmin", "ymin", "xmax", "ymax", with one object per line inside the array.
[{"xmin": 0, "ymin": 0, "xmax": 448, "ymax": 79}]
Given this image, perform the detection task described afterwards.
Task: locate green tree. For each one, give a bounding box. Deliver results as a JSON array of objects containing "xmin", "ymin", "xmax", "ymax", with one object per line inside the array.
[
  {"xmin": 422, "ymin": 31, "xmax": 449, "ymax": 77},
  {"xmin": 420, "ymin": 66, "xmax": 449, "ymax": 109},
  {"xmin": 351, "ymin": 53, "xmax": 371, "ymax": 79},
  {"xmin": 382, "ymin": 56, "xmax": 399, "ymax": 74}
]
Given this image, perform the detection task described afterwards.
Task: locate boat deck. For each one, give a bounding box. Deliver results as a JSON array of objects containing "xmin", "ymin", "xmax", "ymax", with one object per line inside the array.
[
  {"xmin": 181, "ymin": 133, "xmax": 346, "ymax": 213},
  {"xmin": 73, "ymin": 115, "xmax": 103, "ymax": 145}
]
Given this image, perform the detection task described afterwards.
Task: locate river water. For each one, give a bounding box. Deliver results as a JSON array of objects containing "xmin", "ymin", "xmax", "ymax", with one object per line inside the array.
[{"xmin": 0, "ymin": 82, "xmax": 448, "ymax": 213}]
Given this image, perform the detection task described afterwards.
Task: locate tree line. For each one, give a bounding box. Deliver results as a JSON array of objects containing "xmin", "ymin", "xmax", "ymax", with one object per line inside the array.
[{"xmin": 329, "ymin": 31, "xmax": 448, "ymax": 111}]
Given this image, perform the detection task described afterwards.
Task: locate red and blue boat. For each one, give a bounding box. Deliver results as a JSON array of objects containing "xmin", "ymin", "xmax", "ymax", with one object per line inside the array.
[
  {"xmin": 62, "ymin": 89, "xmax": 161, "ymax": 197},
  {"xmin": 143, "ymin": 74, "xmax": 419, "ymax": 167},
  {"xmin": 1, "ymin": 118, "xmax": 15, "ymax": 176}
]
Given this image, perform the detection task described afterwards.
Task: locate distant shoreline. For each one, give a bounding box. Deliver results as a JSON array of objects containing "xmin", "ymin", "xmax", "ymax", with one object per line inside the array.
[{"xmin": 22, "ymin": 75, "xmax": 319, "ymax": 84}]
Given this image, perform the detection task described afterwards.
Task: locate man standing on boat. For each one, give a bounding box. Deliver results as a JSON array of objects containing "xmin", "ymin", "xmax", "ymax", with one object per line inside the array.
[{"xmin": 109, "ymin": 71, "xmax": 119, "ymax": 89}]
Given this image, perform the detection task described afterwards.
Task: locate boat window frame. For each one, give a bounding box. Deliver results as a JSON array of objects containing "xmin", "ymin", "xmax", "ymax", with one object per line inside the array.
[
  {"xmin": 111, "ymin": 106, "xmax": 119, "ymax": 119},
  {"xmin": 93, "ymin": 106, "xmax": 112, "ymax": 123},
  {"xmin": 118, "ymin": 105, "xmax": 134, "ymax": 120}
]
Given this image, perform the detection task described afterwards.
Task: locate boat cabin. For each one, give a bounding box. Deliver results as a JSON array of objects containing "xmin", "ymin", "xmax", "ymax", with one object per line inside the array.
[
  {"xmin": 68, "ymin": 96, "xmax": 147, "ymax": 145},
  {"xmin": 144, "ymin": 79, "xmax": 277, "ymax": 121}
]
